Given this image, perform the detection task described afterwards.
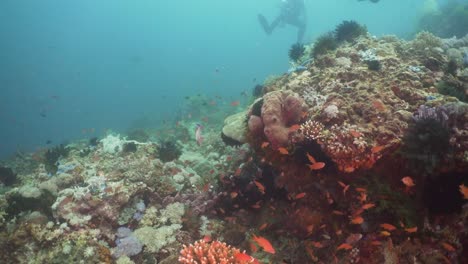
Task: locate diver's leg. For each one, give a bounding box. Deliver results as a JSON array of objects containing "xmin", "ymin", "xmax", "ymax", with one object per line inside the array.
[
  {"xmin": 258, "ymin": 14, "xmax": 281, "ymax": 35},
  {"xmin": 288, "ymin": 19, "xmax": 306, "ymax": 43}
]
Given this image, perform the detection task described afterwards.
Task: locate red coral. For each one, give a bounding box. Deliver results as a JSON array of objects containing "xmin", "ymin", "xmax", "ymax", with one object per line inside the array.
[
  {"xmin": 261, "ymin": 91, "xmax": 306, "ymax": 147},
  {"xmin": 179, "ymin": 240, "xmax": 255, "ymax": 264}
]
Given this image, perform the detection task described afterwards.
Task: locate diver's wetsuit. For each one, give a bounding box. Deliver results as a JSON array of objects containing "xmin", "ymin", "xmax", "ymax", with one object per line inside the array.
[{"xmin": 258, "ymin": 0, "xmax": 306, "ymax": 43}]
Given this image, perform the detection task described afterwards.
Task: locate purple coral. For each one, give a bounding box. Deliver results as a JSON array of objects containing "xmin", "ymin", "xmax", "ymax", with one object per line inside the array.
[
  {"xmin": 112, "ymin": 227, "xmax": 142, "ymax": 258},
  {"xmin": 413, "ymin": 105, "xmax": 448, "ymax": 126}
]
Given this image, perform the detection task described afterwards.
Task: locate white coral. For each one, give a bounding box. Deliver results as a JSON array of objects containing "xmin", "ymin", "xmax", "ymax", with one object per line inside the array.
[{"xmin": 101, "ymin": 134, "xmax": 124, "ymax": 154}]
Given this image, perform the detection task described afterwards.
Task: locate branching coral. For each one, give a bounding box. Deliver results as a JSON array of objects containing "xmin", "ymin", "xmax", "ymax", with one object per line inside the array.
[{"xmin": 179, "ymin": 240, "xmax": 255, "ymax": 264}]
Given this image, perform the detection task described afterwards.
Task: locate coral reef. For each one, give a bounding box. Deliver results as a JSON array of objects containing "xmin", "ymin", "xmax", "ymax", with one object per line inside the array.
[{"xmin": 179, "ymin": 239, "xmax": 253, "ymax": 264}]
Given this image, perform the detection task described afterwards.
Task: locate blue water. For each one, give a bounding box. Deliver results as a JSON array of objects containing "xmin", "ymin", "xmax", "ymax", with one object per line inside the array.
[{"xmin": 0, "ymin": 0, "xmax": 433, "ymax": 158}]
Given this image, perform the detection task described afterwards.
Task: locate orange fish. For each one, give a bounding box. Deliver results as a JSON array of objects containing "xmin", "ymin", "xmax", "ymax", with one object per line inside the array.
[
  {"xmin": 401, "ymin": 176, "xmax": 415, "ymax": 187},
  {"xmin": 459, "ymin": 184, "xmax": 468, "ymax": 199},
  {"xmin": 230, "ymin": 192, "xmax": 238, "ymax": 199},
  {"xmin": 350, "ymin": 216, "xmax": 364, "ymax": 224},
  {"xmin": 370, "ymin": 241, "xmax": 382, "ymax": 246},
  {"xmin": 306, "ymin": 152, "xmax": 317, "ymax": 164},
  {"xmin": 289, "ymin": 124, "xmax": 301, "ymax": 132},
  {"xmin": 234, "ymin": 253, "xmax": 259, "ymax": 264},
  {"xmin": 295, "ymin": 192, "xmax": 306, "ymax": 199},
  {"xmin": 308, "ymin": 162, "xmax": 325, "ymax": 170},
  {"xmin": 343, "ymin": 166, "xmax": 355, "ymax": 173},
  {"xmin": 252, "ymin": 235, "xmax": 275, "ymax": 254},
  {"xmin": 371, "ymin": 145, "xmax": 385, "ymax": 153},
  {"xmin": 259, "ymin": 223, "xmax": 268, "ymax": 231},
  {"xmin": 230, "ymin": 101, "xmax": 240, "ymax": 106},
  {"xmin": 441, "ymin": 242, "xmax": 456, "ymax": 252},
  {"xmin": 361, "ymin": 203, "xmax": 375, "ymax": 210},
  {"xmin": 336, "ymin": 243, "xmax": 353, "ymax": 250},
  {"xmin": 278, "ymin": 147, "xmax": 289, "ymax": 155},
  {"xmin": 203, "ymin": 235, "xmax": 212, "ymax": 242},
  {"xmin": 254, "ymin": 181, "xmax": 265, "ymax": 194},
  {"xmin": 380, "ymin": 223, "xmax": 397, "ymax": 231},
  {"xmin": 380, "ymin": 231, "xmax": 391, "ymax": 237},
  {"xmin": 261, "ymin": 141, "xmax": 270, "ymax": 148},
  {"xmin": 404, "ymin": 227, "xmax": 417, "ymax": 233}
]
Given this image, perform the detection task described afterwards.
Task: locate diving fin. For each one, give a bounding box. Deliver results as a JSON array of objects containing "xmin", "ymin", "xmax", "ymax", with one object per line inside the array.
[{"xmin": 258, "ymin": 14, "xmax": 272, "ymax": 35}]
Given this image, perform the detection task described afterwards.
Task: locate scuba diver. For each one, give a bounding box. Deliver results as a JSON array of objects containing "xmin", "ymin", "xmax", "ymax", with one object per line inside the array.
[{"xmin": 258, "ymin": 0, "xmax": 306, "ymax": 43}]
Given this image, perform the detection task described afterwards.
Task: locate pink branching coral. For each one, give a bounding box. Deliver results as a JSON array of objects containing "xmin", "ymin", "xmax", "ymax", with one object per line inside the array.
[{"xmin": 179, "ymin": 239, "xmax": 249, "ymax": 264}]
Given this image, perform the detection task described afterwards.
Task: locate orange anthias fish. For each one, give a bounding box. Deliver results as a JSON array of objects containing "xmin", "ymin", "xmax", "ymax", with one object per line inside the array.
[
  {"xmin": 252, "ymin": 235, "xmax": 275, "ymax": 254},
  {"xmin": 459, "ymin": 184, "xmax": 468, "ymax": 199},
  {"xmin": 336, "ymin": 243, "xmax": 353, "ymax": 251},
  {"xmin": 261, "ymin": 141, "xmax": 270, "ymax": 148},
  {"xmin": 401, "ymin": 176, "xmax": 415, "ymax": 187},
  {"xmin": 230, "ymin": 100, "xmax": 240, "ymax": 106},
  {"xmin": 254, "ymin": 181, "xmax": 266, "ymax": 194},
  {"xmin": 278, "ymin": 147, "xmax": 289, "ymax": 155},
  {"xmin": 380, "ymin": 223, "xmax": 397, "ymax": 231},
  {"xmin": 234, "ymin": 253, "xmax": 259, "ymax": 264},
  {"xmin": 306, "ymin": 152, "xmax": 326, "ymax": 170},
  {"xmin": 350, "ymin": 216, "xmax": 364, "ymax": 225},
  {"xmin": 295, "ymin": 192, "xmax": 306, "ymax": 199},
  {"xmin": 441, "ymin": 242, "xmax": 456, "ymax": 252},
  {"xmin": 404, "ymin": 227, "xmax": 417, "ymax": 233},
  {"xmin": 361, "ymin": 203, "xmax": 375, "ymax": 210}
]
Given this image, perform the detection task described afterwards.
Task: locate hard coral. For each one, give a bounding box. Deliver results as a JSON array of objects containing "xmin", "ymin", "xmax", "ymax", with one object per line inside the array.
[
  {"xmin": 179, "ymin": 240, "xmax": 253, "ymax": 264},
  {"xmin": 261, "ymin": 91, "xmax": 307, "ymax": 147}
]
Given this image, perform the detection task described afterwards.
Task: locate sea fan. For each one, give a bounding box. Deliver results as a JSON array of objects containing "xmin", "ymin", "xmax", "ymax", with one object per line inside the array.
[
  {"xmin": 289, "ymin": 43, "xmax": 305, "ymax": 62},
  {"xmin": 334, "ymin": 20, "xmax": 367, "ymax": 43}
]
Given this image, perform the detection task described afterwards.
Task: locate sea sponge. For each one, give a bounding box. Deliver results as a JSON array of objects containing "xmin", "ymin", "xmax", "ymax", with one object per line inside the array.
[
  {"xmin": 221, "ymin": 111, "xmax": 248, "ymax": 145},
  {"xmin": 261, "ymin": 91, "xmax": 306, "ymax": 147}
]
